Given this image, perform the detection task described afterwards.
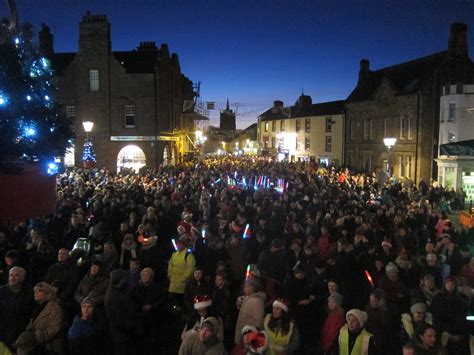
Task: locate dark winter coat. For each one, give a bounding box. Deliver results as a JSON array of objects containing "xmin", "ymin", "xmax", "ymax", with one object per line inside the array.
[{"xmin": 0, "ymin": 283, "xmax": 34, "ymax": 347}]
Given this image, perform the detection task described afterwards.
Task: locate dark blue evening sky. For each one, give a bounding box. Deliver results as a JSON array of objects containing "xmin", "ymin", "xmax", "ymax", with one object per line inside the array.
[{"xmin": 5, "ymin": 0, "xmax": 474, "ymax": 128}]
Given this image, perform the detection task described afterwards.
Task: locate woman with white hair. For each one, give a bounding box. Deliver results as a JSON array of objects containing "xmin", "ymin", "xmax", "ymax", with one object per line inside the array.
[{"xmin": 15, "ymin": 282, "xmax": 64, "ymax": 355}]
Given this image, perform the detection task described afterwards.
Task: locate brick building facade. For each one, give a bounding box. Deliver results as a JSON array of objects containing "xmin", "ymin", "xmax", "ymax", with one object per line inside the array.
[{"xmin": 40, "ymin": 12, "xmax": 195, "ymax": 172}]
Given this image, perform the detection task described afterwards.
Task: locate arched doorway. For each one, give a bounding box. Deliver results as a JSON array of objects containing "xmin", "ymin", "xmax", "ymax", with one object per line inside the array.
[{"xmin": 117, "ymin": 145, "xmax": 146, "ymax": 173}]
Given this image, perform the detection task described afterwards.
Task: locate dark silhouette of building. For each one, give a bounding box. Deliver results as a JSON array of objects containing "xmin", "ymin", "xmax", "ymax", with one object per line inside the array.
[
  {"xmin": 344, "ymin": 22, "xmax": 474, "ymax": 183},
  {"xmin": 220, "ymin": 99, "xmax": 236, "ymax": 131},
  {"xmin": 40, "ymin": 12, "xmax": 195, "ymax": 171}
]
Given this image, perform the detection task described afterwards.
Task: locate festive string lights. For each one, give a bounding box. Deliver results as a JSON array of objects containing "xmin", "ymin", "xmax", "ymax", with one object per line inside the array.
[{"xmin": 0, "ymin": 22, "xmax": 73, "ymax": 171}]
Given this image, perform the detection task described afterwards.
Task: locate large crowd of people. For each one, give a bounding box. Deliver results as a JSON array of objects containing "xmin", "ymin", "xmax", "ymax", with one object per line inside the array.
[{"xmin": 0, "ymin": 156, "xmax": 473, "ymax": 355}]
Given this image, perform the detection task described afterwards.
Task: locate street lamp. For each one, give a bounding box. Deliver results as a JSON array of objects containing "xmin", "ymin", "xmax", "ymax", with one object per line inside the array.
[
  {"xmin": 82, "ymin": 121, "xmax": 95, "ymax": 168},
  {"xmin": 383, "ymin": 137, "xmax": 397, "ymax": 175},
  {"xmin": 82, "ymin": 121, "xmax": 94, "ymax": 139}
]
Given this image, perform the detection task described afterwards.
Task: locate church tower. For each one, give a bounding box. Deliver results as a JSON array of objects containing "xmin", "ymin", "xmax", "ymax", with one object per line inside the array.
[{"xmin": 220, "ymin": 98, "xmax": 236, "ymax": 131}]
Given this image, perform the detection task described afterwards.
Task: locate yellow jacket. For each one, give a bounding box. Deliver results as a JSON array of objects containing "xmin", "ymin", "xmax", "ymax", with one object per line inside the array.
[
  {"xmin": 338, "ymin": 325, "xmax": 373, "ymax": 355},
  {"xmin": 168, "ymin": 250, "xmax": 195, "ymax": 294}
]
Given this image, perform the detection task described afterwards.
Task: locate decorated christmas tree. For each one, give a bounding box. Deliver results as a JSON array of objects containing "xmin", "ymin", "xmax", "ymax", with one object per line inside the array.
[
  {"xmin": 0, "ymin": 6, "xmax": 73, "ymax": 173},
  {"xmin": 82, "ymin": 139, "xmax": 96, "ymax": 163}
]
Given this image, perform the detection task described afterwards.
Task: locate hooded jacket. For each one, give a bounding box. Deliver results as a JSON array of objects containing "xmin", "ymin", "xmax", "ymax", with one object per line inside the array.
[
  {"xmin": 178, "ymin": 317, "xmax": 225, "ymax": 355},
  {"xmin": 234, "ymin": 291, "xmax": 267, "ymax": 344}
]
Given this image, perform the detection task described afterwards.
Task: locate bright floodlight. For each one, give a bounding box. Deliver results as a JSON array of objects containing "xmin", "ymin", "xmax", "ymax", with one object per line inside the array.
[
  {"xmin": 195, "ymin": 130, "xmax": 203, "ymax": 139},
  {"xmin": 383, "ymin": 137, "xmax": 397, "ymax": 148},
  {"xmin": 82, "ymin": 121, "xmax": 94, "ymax": 133}
]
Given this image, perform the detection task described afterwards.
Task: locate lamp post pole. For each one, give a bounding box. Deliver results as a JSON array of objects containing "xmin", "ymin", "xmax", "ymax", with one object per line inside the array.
[{"xmin": 383, "ymin": 137, "xmax": 397, "ymax": 176}]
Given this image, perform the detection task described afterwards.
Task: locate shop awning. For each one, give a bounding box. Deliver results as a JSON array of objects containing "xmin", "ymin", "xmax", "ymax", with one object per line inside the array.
[{"xmin": 439, "ymin": 139, "xmax": 474, "ymax": 156}]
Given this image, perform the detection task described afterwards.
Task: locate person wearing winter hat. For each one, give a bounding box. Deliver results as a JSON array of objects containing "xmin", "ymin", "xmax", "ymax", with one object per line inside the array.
[
  {"xmin": 181, "ymin": 295, "xmax": 223, "ymax": 342},
  {"xmin": 235, "ymin": 275, "xmax": 267, "ymax": 345},
  {"xmin": 74, "ymin": 259, "xmax": 109, "ymax": 306},
  {"xmin": 320, "ymin": 293, "xmax": 345, "ymax": 354},
  {"xmin": 68, "ymin": 297, "xmax": 105, "ymax": 355},
  {"xmin": 400, "ymin": 302, "xmax": 433, "ymax": 345},
  {"xmin": 263, "ymin": 298, "xmax": 299, "ymax": 355},
  {"xmin": 167, "ymin": 233, "xmax": 196, "ymax": 305},
  {"xmin": 338, "ymin": 309, "xmax": 375, "ymax": 355},
  {"xmin": 241, "ymin": 326, "xmax": 268, "ymax": 355},
  {"xmin": 178, "ymin": 316, "xmax": 225, "ymax": 355},
  {"xmin": 104, "ymin": 270, "xmax": 139, "ymax": 355}
]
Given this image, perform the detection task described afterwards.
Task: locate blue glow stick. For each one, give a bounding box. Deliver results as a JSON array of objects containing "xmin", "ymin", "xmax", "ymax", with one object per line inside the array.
[
  {"xmin": 172, "ymin": 239, "xmax": 178, "ymax": 251},
  {"xmin": 243, "ymin": 224, "xmax": 250, "ymax": 239}
]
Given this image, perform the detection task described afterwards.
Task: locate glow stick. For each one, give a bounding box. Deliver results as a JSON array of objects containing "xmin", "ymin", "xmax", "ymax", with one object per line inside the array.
[
  {"xmin": 245, "ymin": 264, "xmax": 251, "ymax": 280},
  {"xmin": 172, "ymin": 239, "xmax": 178, "ymax": 251},
  {"xmin": 364, "ymin": 270, "xmax": 375, "ymax": 288},
  {"xmin": 243, "ymin": 224, "xmax": 250, "ymax": 239}
]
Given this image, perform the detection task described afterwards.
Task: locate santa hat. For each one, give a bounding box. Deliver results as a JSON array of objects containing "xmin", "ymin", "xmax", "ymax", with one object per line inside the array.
[
  {"xmin": 194, "ymin": 294, "xmax": 212, "ymax": 310},
  {"xmin": 381, "ymin": 240, "xmax": 392, "ymax": 248},
  {"xmin": 272, "ymin": 298, "xmax": 289, "ymax": 313},
  {"xmin": 242, "ymin": 326, "xmax": 268, "ymax": 354},
  {"xmin": 177, "ymin": 221, "xmax": 191, "ymax": 235},
  {"xmin": 346, "ymin": 309, "xmax": 368, "ymax": 327}
]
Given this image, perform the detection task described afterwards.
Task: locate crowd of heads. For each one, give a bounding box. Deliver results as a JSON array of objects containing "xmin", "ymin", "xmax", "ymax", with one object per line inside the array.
[{"xmin": 0, "ymin": 156, "xmax": 473, "ymax": 354}]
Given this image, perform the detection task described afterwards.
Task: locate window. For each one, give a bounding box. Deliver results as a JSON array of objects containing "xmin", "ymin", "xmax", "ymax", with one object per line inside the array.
[
  {"xmin": 296, "ymin": 137, "xmax": 301, "ymax": 151},
  {"xmin": 296, "ymin": 120, "xmax": 301, "ymax": 132},
  {"xmin": 305, "ymin": 137, "xmax": 310, "ymax": 150},
  {"xmin": 363, "ymin": 119, "xmax": 372, "ymax": 140},
  {"xmin": 280, "ymin": 120, "xmax": 285, "ymax": 131},
  {"xmin": 399, "ymin": 155, "xmax": 413, "ymax": 178},
  {"xmin": 89, "ymin": 70, "xmax": 99, "ymax": 91},
  {"xmin": 362, "ymin": 152, "xmax": 372, "ymax": 172},
  {"xmin": 125, "ymin": 105, "xmax": 135, "ymax": 128},
  {"xmin": 66, "ymin": 106, "xmax": 76, "ymax": 118},
  {"xmin": 325, "ymin": 117, "xmax": 332, "ymax": 132},
  {"xmin": 448, "ymin": 103, "xmax": 456, "ymax": 122},
  {"xmin": 263, "ymin": 136, "xmax": 269, "ymax": 149},
  {"xmin": 350, "ymin": 120, "xmax": 356, "ymax": 140},
  {"xmin": 325, "ymin": 136, "xmax": 332, "ymax": 152},
  {"xmin": 271, "ymin": 137, "xmax": 276, "ymax": 148},
  {"xmin": 264, "ymin": 122, "xmax": 269, "ymax": 132},
  {"xmin": 305, "ymin": 119, "xmax": 310, "ymax": 133},
  {"xmin": 400, "ymin": 116, "xmax": 411, "ymax": 140},
  {"xmin": 272, "ymin": 121, "xmax": 276, "ymax": 132}
]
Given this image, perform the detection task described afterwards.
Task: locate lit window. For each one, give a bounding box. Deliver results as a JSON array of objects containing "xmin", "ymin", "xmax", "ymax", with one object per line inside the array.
[
  {"xmin": 125, "ymin": 105, "xmax": 135, "ymax": 128},
  {"xmin": 89, "ymin": 70, "xmax": 99, "ymax": 92},
  {"xmin": 264, "ymin": 122, "xmax": 269, "ymax": 132},
  {"xmin": 66, "ymin": 106, "xmax": 76, "ymax": 117}
]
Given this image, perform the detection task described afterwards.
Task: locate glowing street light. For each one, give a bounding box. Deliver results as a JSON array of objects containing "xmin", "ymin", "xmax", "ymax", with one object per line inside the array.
[
  {"xmin": 82, "ymin": 121, "xmax": 94, "ymax": 139},
  {"xmin": 383, "ymin": 137, "xmax": 397, "ymax": 174}
]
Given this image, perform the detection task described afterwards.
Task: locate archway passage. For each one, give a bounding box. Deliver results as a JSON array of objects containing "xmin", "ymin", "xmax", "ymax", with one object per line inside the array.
[{"xmin": 117, "ymin": 145, "xmax": 146, "ymax": 173}]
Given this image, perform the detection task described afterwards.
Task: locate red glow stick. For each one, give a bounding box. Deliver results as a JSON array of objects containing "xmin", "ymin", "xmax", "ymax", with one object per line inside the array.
[{"xmin": 364, "ymin": 270, "xmax": 375, "ymax": 288}]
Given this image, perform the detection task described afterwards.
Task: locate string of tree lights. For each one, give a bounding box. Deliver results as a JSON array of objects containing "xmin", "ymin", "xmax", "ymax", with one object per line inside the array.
[{"xmin": 0, "ymin": 15, "xmax": 73, "ymax": 173}]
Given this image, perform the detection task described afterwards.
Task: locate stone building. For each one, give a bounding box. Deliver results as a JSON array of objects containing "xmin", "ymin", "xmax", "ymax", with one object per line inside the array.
[
  {"xmin": 344, "ymin": 23, "xmax": 473, "ymax": 184},
  {"xmin": 220, "ymin": 99, "xmax": 236, "ymax": 131},
  {"xmin": 258, "ymin": 95, "xmax": 344, "ymax": 164},
  {"xmin": 40, "ymin": 12, "xmax": 195, "ymax": 172}
]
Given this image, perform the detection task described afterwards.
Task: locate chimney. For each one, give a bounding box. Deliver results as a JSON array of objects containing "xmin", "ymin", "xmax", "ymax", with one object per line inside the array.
[
  {"xmin": 358, "ymin": 59, "xmax": 370, "ymax": 86},
  {"xmin": 448, "ymin": 22, "xmax": 468, "ymax": 59},
  {"xmin": 39, "ymin": 23, "xmax": 54, "ymax": 58},
  {"xmin": 137, "ymin": 41, "xmax": 158, "ymax": 53},
  {"xmin": 79, "ymin": 11, "xmax": 111, "ymax": 54},
  {"xmin": 274, "ymin": 100, "xmax": 284, "ymax": 108}
]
